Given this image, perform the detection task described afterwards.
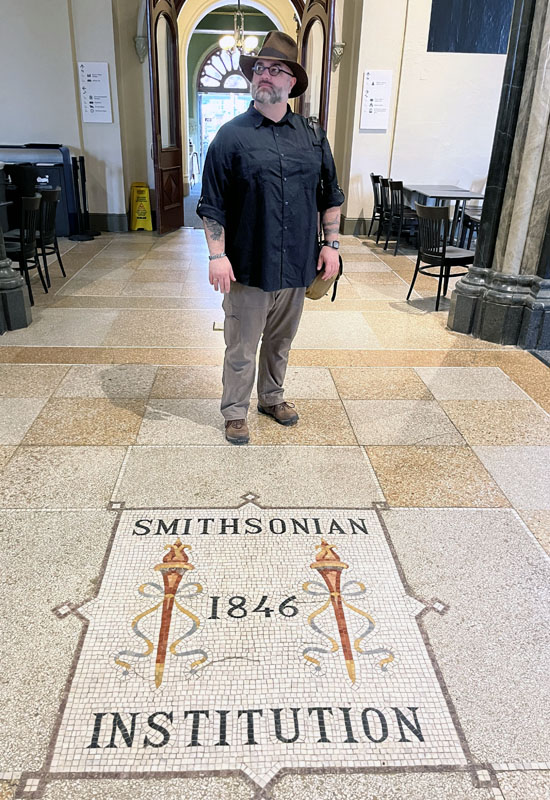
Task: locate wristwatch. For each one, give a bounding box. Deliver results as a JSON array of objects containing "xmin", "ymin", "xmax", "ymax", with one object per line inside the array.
[{"xmin": 321, "ymin": 240, "xmax": 340, "ymax": 250}]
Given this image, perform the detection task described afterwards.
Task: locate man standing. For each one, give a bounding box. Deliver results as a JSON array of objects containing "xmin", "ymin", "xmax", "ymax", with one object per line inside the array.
[{"xmin": 197, "ymin": 31, "xmax": 344, "ymax": 444}]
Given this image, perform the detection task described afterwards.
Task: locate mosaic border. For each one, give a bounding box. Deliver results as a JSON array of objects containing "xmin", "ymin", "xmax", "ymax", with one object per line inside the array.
[{"xmin": 16, "ymin": 495, "xmax": 494, "ymax": 798}]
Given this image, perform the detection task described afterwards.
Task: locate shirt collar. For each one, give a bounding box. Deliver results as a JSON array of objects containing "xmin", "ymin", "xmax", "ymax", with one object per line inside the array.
[{"xmin": 248, "ymin": 101, "xmax": 297, "ymax": 129}]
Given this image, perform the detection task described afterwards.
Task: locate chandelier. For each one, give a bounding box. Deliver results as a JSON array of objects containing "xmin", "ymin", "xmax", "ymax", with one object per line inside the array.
[{"xmin": 219, "ymin": 1, "xmax": 258, "ymax": 54}]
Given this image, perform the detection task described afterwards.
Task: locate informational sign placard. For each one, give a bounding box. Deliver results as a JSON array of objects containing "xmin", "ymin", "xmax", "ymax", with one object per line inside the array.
[
  {"xmin": 78, "ymin": 61, "xmax": 113, "ymax": 123},
  {"xmin": 360, "ymin": 69, "xmax": 393, "ymax": 131}
]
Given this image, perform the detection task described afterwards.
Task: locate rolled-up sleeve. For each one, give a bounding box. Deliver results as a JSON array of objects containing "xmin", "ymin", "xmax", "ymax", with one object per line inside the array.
[
  {"xmin": 319, "ymin": 134, "xmax": 345, "ymax": 210},
  {"xmin": 196, "ymin": 131, "xmax": 231, "ymax": 227}
]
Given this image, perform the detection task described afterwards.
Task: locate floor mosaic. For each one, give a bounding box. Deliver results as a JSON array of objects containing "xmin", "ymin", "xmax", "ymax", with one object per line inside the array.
[
  {"xmin": 0, "ymin": 231, "xmax": 548, "ymax": 800},
  {"xmin": 20, "ymin": 501, "xmax": 470, "ymax": 796}
]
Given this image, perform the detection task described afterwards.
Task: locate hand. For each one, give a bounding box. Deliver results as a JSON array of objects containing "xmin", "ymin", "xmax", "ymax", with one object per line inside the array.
[
  {"xmin": 209, "ymin": 257, "xmax": 236, "ymax": 293},
  {"xmin": 317, "ymin": 246, "xmax": 340, "ymax": 280}
]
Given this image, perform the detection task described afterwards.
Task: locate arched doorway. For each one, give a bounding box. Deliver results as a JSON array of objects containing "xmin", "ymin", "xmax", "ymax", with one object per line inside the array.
[
  {"xmin": 183, "ymin": 3, "xmax": 281, "ymax": 226},
  {"xmin": 196, "ymin": 47, "xmax": 250, "ymax": 172},
  {"xmin": 183, "ymin": 45, "xmax": 252, "ymax": 227},
  {"xmin": 179, "ymin": 0, "xmax": 297, "ymax": 210}
]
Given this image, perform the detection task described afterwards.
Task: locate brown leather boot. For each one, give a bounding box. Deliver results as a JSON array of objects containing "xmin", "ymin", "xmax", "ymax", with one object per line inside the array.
[
  {"xmin": 225, "ymin": 418, "xmax": 249, "ymax": 444},
  {"xmin": 257, "ymin": 401, "xmax": 299, "ymax": 426}
]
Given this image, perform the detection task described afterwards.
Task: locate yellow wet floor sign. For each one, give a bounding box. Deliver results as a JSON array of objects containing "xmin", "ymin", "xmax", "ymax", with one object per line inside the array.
[{"xmin": 130, "ymin": 182, "xmax": 153, "ymax": 231}]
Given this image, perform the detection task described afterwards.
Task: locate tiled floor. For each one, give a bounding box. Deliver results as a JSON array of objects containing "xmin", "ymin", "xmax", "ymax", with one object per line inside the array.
[{"xmin": 0, "ymin": 231, "xmax": 549, "ymax": 800}]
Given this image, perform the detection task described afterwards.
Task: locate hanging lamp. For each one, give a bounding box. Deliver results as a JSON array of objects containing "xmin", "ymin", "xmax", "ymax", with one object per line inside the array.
[{"xmin": 219, "ymin": 1, "xmax": 258, "ymax": 54}]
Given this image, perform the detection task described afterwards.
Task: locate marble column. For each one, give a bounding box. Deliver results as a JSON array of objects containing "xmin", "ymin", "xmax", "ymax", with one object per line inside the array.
[{"xmin": 448, "ymin": 0, "xmax": 550, "ymax": 349}]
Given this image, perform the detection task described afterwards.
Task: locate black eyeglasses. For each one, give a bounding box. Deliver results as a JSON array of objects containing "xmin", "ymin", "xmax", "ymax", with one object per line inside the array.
[{"xmin": 252, "ymin": 63, "xmax": 294, "ymax": 78}]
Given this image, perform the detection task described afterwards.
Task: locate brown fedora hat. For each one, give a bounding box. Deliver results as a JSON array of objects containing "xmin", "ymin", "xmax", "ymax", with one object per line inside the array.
[{"xmin": 239, "ymin": 31, "xmax": 308, "ymax": 98}]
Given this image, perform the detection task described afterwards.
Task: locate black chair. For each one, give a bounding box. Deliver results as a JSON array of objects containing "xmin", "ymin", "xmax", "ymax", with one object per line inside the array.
[
  {"xmin": 406, "ymin": 203, "xmax": 474, "ymax": 311},
  {"xmin": 4, "ymin": 195, "xmax": 48, "ymax": 306},
  {"xmin": 376, "ymin": 177, "xmax": 391, "ymax": 245},
  {"xmin": 37, "ymin": 187, "xmax": 66, "ymax": 286},
  {"xmin": 368, "ymin": 173, "xmax": 383, "ymax": 237},
  {"xmin": 385, "ymin": 180, "xmax": 418, "ymax": 255},
  {"xmin": 459, "ymin": 207, "xmax": 482, "ymax": 248}
]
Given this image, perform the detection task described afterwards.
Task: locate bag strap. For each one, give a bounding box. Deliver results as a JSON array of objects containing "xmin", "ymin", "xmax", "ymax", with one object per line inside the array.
[
  {"xmin": 309, "ymin": 117, "xmax": 342, "ymax": 302},
  {"xmin": 330, "ymin": 255, "xmax": 343, "ymax": 302},
  {"xmin": 308, "ymin": 117, "xmax": 324, "ymax": 240},
  {"xmin": 307, "ymin": 116, "xmax": 323, "ymax": 143}
]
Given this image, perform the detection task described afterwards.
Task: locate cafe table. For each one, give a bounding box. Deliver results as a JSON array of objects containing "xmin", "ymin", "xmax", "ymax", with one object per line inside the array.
[{"xmin": 403, "ymin": 184, "xmax": 485, "ymax": 246}]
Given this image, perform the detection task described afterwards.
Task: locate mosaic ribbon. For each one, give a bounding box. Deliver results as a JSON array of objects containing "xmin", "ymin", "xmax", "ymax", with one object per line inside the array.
[
  {"xmin": 302, "ymin": 579, "xmax": 394, "ymax": 672},
  {"xmin": 114, "ymin": 581, "xmax": 207, "ymax": 676}
]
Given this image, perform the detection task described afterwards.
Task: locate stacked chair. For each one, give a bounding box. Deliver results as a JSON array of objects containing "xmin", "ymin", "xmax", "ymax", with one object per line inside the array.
[
  {"xmin": 368, "ymin": 173, "xmax": 383, "ymax": 236},
  {"xmin": 373, "ymin": 177, "xmax": 418, "ymax": 254},
  {"xmin": 459, "ymin": 206, "xmax": 482, "ymax": 248},
  {"xmin": 385, "ymin": 179, "xmax": 418, "ymax": 255}
]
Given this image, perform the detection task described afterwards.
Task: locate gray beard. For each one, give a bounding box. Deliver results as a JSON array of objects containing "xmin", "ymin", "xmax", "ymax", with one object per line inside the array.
[{"xmin": 251, "ymin": 83, "xmax": 284, "ymax": 105}]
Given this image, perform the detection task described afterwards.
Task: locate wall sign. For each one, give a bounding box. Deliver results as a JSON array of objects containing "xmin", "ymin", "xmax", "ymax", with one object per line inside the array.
[
  {"xmin": 78, "ymin": 62, "xmax": 113, "ymax": 124},
  {"xmin": 17, "ymin": 498, "xmax": 471, "ymax": 797},
  {"xmin": 360, "ymin": 70, "xmax": 393, "ymax": 132}
]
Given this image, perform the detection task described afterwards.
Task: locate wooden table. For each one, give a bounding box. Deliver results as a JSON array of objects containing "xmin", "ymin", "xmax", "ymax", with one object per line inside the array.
[{"xmin": 403, "ymin": 184, "xmax": 484, "ymax": 245}]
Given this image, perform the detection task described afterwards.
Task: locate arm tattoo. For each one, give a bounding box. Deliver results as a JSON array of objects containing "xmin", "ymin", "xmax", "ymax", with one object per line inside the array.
[
  {"xmin": 322, "ymin": 207, "xmax": 341, "ymax": 238},
  {"xmin": 203, "ymin": 217, "xmax": 224, "ymax": 241}
]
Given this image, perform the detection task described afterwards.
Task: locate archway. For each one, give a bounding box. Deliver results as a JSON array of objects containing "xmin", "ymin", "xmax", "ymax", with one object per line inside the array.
[{"xmin": 178, "ymin": 0, "xmax": 297, "ymax": 197}]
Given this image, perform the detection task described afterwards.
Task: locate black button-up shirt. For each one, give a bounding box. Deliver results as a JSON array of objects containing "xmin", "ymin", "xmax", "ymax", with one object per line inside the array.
[{"xmin": 197, "ymin": 102, "xmax": 345, "ymax": 292}]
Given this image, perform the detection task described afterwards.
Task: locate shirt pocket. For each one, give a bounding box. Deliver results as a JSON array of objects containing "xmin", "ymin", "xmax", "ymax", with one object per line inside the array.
[
  {"xmin": 236, "ymin": 148, "xmax": 276, "ymax": 182},
  {"xmin": 300, "ymin": 141, "xmax": 323, "ymax": 183}
]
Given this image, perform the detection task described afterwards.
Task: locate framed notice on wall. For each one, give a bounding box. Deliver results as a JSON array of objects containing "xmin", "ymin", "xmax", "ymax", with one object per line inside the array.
[
  {"xmin": 360, "ymin": 70, "xmax": 393, "ymax": 131},
  {"xmin": 78, "ymin": 62, "xmax": 113, "ymax": 123}
]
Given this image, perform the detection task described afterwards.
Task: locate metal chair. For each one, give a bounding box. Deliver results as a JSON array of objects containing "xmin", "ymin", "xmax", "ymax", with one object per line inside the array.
[
  {"xmin": 385, "ymin": 180, "xmax": 418, "ymax": 255},
  {"xmin": 406, "ymin": 203, "xmax": 474, "ymax": 311},
  {"xmin": 368, "ymin": 173, "xmax": 383, "ymax": 237},
  {"xmin": 4, "ymin": 194, "xmax": 47, "ymax": 306}
]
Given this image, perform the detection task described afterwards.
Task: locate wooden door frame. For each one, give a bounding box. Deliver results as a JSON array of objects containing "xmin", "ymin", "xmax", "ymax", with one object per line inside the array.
[
  {"xmin": 298, "ymin": 0, "xmax": 335, "ymax": 129},
  {"xmin": 147, "ymin": 0, "xmax": 185, "ymax": 233}
]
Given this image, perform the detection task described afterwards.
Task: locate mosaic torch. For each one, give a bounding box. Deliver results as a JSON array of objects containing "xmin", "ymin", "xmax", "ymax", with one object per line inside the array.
[
  {"xmin": 153, "ymin": 539, "xmax": 194, "ymax": 687},
  {"xmin": 310, "ymin": 540, "xmax": 356, "ymax": 682}
]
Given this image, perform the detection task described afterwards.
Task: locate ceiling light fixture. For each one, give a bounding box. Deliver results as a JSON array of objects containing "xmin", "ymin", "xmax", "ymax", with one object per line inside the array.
[{"xmin": 219, "ymin": 1, "xmax": 258, "ymax": 54}]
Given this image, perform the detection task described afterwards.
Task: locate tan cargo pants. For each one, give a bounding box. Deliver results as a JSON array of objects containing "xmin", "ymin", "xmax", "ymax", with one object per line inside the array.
[{"xmin": 221, "ymin": 282, "xmax": 306, "ymax": 420}]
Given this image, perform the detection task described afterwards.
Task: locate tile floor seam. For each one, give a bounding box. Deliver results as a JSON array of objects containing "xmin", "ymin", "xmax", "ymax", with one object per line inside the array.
[
  {"xmin": 422, "ymin": 396, "xmax": 472, "ymax": 446},
  {"xmin": 115, "ymin": 442, "xmax": 375, "ymax": 448},
  {"xmin": 51, "ymin": 242, "xmax": 114, "ymax": 294},
  {"xmin": 359, "ymin": 445, "xmax": 387, "ymax": 502},
  {"xmin": 472, "ymin": 444, "xmax": 550, "ymax": 511},
  {"xmin": 109, "ymin": 446, "xmax": 132, "ymax": 502},
  {"xmin": 509, "ymin": 509, "xmax": 550, "ymax": 561},
  {"xmin": 330, "ymin": 373, "xmax": 363, "ymax": 449},
  {"xmin": 380, "ymin": 505, "xmax": 520, "ymax": 513}
]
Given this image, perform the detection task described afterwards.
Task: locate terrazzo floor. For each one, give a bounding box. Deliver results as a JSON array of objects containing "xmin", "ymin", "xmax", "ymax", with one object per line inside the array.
[{"xmin": 0, "ymin": 230, "xmax": 549, "ymax": 800}]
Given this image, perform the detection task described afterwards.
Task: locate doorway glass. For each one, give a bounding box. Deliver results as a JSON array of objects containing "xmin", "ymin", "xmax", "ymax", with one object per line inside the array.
[
  {"xmin": 157, "ymin": 15, "xmax": 177, "ymax": 148},
  {"xmin": 198, "ymin": 93, "xmax": 250, "ymax": 169},
  {"xmin": 302, "ymin": 19, "xmax": 325, "ymax": 120}
]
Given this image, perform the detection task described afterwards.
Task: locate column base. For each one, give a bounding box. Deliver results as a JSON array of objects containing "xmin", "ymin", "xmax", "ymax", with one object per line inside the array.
[
  {"xmin": 1, "ymin": 285, "xmax": 32, "ymax": 330},
  {"xmin": 448, "ymin": 269, "xmax": 548, "ymax": 347},
  {"xmin": 518, "ymin": 277, "xmax": 550, "ymax": 349}
]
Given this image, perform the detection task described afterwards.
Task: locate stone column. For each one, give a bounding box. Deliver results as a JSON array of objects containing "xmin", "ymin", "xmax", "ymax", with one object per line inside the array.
[
  {"xmin": 0, "ymin": 230, "xmax": 32, "ymax": 330},
  {"xmin": 448, "ymin": 0, "xmax": 550, "ymax": 349}
]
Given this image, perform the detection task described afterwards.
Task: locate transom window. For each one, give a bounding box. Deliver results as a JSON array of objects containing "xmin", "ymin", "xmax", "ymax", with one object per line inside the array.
[{"xmin": 198, "ymin": 48, "xmax": 249, "ymax": 92}]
